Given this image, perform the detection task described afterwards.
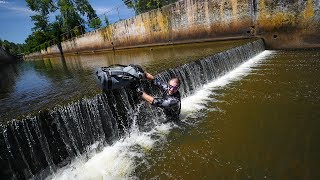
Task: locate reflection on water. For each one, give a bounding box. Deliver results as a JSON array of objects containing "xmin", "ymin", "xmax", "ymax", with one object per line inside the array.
[
  {"xmin": 0, "ymin": 64, "xmax": 19, "ymax": 97},
  {"xmin": 0, "ymin": 39, "xmax": 253, "ymax": 122},
  {"xmin": 137, "ymin": 50, "xmax": 320, "ymax": 179}
]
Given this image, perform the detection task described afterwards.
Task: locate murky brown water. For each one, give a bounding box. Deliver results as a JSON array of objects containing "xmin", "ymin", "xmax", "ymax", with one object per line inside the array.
[
  {"xmin": 3, "ymin": 40, "xmax": 320, "ymax": 179},
  {"xmin": 0, "ymin": 39, "xmax": 253, "ymax": 122},
  {"xmin": 137, "ymin": 50, "xmax": 320, "ymax": 179}
]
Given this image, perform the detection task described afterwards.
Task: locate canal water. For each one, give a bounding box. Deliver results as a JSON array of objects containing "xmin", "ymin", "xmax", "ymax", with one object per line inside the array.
[
  {"xmin": 135, "ymin": 50, "xmax": 320, "ymax": 179},
  {"xmin": 44, "ymin": 49, "xmax": 320, "ymax": 180},
  {"xmin": 1, "ymin": 39, "xmax": 320, "ymax": 179},
  {"xmin": 0, "ymin": 39, "xmax": 253, "ymax": 122}
]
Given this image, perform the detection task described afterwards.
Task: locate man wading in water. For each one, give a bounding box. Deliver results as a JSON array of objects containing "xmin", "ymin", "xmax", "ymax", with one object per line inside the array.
[{"xmin": 136, "ymin": 72, "xmax": 181, "ymax": 122}]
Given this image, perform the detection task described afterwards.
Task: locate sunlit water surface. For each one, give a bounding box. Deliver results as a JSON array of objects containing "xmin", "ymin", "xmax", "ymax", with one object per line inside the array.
[
  {"xmin": 47, "ymin": 50, "xmax": 287, "ymax": 179},
  {"xmin": 138, "ymin": 50, "xmax": 320, "ymax": 179},
  {"xmin": 0, "ymin": 39, "xmax": 253, "ymax": 122}
]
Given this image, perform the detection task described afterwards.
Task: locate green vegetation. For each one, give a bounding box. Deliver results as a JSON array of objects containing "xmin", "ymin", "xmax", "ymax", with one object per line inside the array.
[
  {"xmin": 123, "ymin": 0, "xmax": 178, "ymax": 14},
  {"xmin": 104, "ymin": 15, "xmax": 110, "ymax": 27},
  {"xmin": 24, "ymin": 0, "xmax": 101, "ymax": 54},
  {"xmin": 2, "ymin": 0, "xmax": 178, "ymax": 56},
  {"xmin": 0, "ymin": 39, "xmax": 25, "ymax": 56}
]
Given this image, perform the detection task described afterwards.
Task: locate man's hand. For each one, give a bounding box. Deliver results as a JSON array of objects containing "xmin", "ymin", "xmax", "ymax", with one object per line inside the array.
[{"xmin": 145, "ymin": 72, "xmax": 154, "ymax": 80}]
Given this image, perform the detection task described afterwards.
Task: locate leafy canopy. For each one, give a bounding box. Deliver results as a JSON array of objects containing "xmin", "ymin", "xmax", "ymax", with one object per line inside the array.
[
  {"xmin": 24, "ymin": 0, "xmax": 101, "ymax": 53},
  {"xmin": 123, "ymin": 0, "xmax": 178, "ymax": 14}
]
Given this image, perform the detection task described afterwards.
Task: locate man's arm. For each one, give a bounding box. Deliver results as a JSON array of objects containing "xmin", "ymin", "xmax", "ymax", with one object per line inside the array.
[
  {"xmin": 140, "ymin": 92, "xmax": 154, "ymax": 104},
  {"xmin": 152, "ymin": 97, "xmax": 180, "ymax": 108},
  {"xmin": 140, "ymin": 92, "xmax": 179, "ymax": 108},
  {"xmin": 135, "ymin": 72, "xmax": 155, "ymax": 104},
  {"xmin": 145, "ymin": 72, "xmax": 167, "ymax": 91},
  {"xmin": 138, "ymin": 72, "xmax": 168, "ymax": 104}
]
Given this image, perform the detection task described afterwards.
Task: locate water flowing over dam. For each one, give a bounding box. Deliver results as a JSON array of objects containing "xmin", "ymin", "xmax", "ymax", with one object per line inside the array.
[
  {"xmin": 1, "ymin": 0, "xmax": 319, "ymax": 178},
  {"xmin": 1, "ymin": 40, "xmax": 266, "ymax": 179}
]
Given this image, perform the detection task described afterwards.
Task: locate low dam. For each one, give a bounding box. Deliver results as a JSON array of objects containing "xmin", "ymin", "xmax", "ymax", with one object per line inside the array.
[
  {"xmin": 3, "ymin": 38, "xmax": 320, "ymax": 179},
  {"xmin": 1, "ymin": 0, "xmax": 320, "ymax": 179},
  {"xmin": 1, "ymin": 39, "xmax": 263, "ymax": 179}
]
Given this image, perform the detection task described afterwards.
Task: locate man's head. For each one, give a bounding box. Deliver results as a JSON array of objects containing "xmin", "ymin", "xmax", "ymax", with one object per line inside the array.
[{"xmin": 168, "ymin": 77, "xmax": 180, "ymax": 95}]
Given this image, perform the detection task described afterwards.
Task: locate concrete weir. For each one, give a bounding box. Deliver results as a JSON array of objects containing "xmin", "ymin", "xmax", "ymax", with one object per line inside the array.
[
  {"xmin": 1, "ymin": 39, "xmax": 266, "ymax": 179},
  {"xmin": 25, "ymin": 0, "xmax": 320, "ymax": 58}
]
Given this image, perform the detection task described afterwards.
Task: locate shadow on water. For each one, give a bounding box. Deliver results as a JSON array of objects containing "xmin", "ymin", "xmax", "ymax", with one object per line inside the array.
[{"xmin": 0, "ymin": 63, "xmax": 20, "ymax": 98}]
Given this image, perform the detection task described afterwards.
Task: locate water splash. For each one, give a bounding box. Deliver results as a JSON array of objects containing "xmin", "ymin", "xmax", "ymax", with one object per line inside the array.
[
  {"xmin": 47, "ymin": 50, "xmax": 273, "ymax": 180},
  {"xmin": 0, "ymin": 40, "xmax": 269, "ymax": 179}
]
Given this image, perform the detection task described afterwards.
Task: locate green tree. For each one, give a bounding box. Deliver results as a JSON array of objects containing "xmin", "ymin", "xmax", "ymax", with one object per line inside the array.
[
  {"xmin": 24, "ymin": 30, "xmax": 48, "ymax": 53},
  {"xmin": 104, "ymin": 15, "xmax": 110, "ymax": 27},
  {"xmin": 58, "ymin": 0, "xmax": 102, "ymax": 32},
  {"xmin": 123, "ymin": 0, "xmax": 178, "ymax": 14},
  {"xmin": 31, "ymin": 14, "xmax": 49, "ymax": 31},
  {"xmin": 89, "ymin": 18, "xmax": 102, "ymax": 29},
  {"xmin": 58, "ymin": 0, "xmax": 84, "ymax": 33},
  {"xmin": 26, "ymin": 0, "xmax": 57, "ymax": 52},
  {"xmin": 49, "ymin": 16, "xmax": 64, "ymax": 43},
  {"xmin": 24, "ymin": 0, "xmax": 101, "ymax": 53},
  {"xmin": 26, "ymin": 0, "xmax": 57, "ymax": 31},
  {"xmin": 0, "ymin": 39, "xmax": 25, "ymax": 55},
  {"xmin": 26, "ymin": 0, "xmax": 56, "ymax": 14},
  {"xmin": 74, "ymin": 0, "xmax": 101, "ymax": 29}
]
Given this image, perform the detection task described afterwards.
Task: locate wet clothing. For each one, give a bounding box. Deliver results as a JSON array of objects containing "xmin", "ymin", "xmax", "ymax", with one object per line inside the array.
[{"xmin": 151, "ymin": 79, "xmax": 181, "ymax": 122}]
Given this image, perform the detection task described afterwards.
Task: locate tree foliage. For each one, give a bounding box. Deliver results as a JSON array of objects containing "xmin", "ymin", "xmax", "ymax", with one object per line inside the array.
[
  {"xmin": 26, "ymin": 0, "xmax": 57, "ymax": 14},
  {"xmin": 104, "ymin": 15, "xmax": 110, "ymax": 27},
  {"xmin": 50, "ymin": 16, "xmax": 64, "ymax": 42},
  {"xmin": 31, "ymin": 14, "xmax": 50, "ymax": 31},
  {"xmin": 123, "ymin": 0, "xmax": 178, "ymax": 14},
  {"xmin": 89, "ymin": 18, "xmax": 102, "ymax": 29},
  {"xmin": 24, "ymin": 0, "xmax": 102, "ymax": 53},
  {"xmin": 26, "ymin": 0, "xmax": 57, "ymax": 31},
  {"xmin": 0, "ymin": 39, "xmax": 25, "ymax": 56}
]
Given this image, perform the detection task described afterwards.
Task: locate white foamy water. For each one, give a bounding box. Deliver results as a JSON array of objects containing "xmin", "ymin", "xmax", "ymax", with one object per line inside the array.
[
  {"xmin": 47, "ymin": 50, "xmax": 273, "ymax": 180},
  {"xmin": 182, "ymin": 50, "xmax": 273, "ymax": 113}
]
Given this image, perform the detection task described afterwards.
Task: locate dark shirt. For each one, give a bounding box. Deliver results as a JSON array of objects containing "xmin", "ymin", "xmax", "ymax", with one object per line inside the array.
[{"xmin": 151, "ymin": 79, "xmax": 181, "ymax": 122}]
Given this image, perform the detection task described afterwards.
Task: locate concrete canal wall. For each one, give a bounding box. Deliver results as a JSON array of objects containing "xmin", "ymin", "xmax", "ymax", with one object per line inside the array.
[
  {"xmin": 256, "ymin": 0, "xmax": 320, "ymax": 49},
  {"xmin": 25, "ymin": 0, "xmax": 320, "ymax": 58}
]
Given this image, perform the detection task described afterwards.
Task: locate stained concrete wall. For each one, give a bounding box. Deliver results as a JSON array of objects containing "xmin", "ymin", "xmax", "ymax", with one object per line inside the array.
[
  {"xmin": 25, "ymin": 0, "xmax": 320, "ymax": 58},
  {"xmin": 256, "ymin": 0, "xmax": 320, "ymax": 49}
]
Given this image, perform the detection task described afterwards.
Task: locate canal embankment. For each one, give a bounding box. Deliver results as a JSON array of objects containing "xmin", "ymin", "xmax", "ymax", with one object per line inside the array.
[{"xmin": 24, "ymin": 0, "xmax": 320, "ymax": 59}]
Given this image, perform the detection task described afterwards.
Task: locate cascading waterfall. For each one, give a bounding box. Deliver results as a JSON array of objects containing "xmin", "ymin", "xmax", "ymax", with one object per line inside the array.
[{"xmin": 0, "ymin": 39, "xmax": 265, "ymax": 179}]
